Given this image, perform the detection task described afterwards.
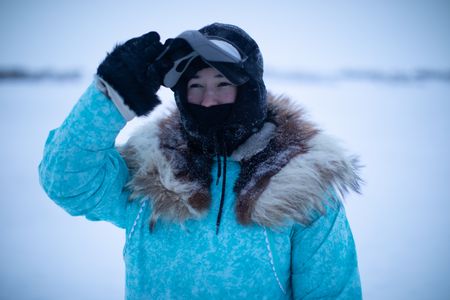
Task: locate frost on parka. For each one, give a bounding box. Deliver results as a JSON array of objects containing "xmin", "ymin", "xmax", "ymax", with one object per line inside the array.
[{"xmin": 118, "ymin": 93, "xmax": 362, "ymax": 229}]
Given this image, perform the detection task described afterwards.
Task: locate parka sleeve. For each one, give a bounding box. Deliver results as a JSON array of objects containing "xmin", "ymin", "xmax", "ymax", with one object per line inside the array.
[
  {"xmin": 290, "ymin": 200, "xmax": 362, "ymax": 299},
  {"xmin": 38, "ymin": 81, "xmax": 131, "ymax": 229}
]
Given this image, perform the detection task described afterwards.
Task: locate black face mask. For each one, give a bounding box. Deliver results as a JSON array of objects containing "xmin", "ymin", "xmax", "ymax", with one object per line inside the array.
[{"xmin": 186, "ymin": 103, "xmax": 234, "ymax": 132}]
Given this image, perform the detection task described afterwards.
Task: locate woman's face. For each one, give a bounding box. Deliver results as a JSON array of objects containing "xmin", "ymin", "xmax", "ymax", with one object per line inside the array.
[{"xmin": 187, "ymin": 68, "xmax": 237, "ymax": 107}]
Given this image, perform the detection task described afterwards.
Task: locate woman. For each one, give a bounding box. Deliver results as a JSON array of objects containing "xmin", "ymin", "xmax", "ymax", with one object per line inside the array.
[{"xmin": 39, "ymin": 23, "xmax": 362, "ymax": 299}]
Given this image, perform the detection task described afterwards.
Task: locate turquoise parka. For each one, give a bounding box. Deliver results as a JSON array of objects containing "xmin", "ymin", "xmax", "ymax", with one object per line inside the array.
[{"xmin": 39, "ymin": 82, "xmax": 362, "ymax": 299}]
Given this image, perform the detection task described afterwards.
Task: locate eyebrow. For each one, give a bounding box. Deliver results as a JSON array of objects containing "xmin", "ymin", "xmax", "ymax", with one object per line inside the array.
[{"xmin": 190, "ymin": 73, "xmax": 225, "ymax": 79}]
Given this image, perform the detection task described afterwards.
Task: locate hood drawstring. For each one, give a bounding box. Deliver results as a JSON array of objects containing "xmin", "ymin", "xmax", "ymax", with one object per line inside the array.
[
  {"xmin": 215, "ymin": 153, "xmax": 222, "ymax": 186},
  {"xmin": 215, "ymin": 132, "xmax": 228, "ymax": 235}
]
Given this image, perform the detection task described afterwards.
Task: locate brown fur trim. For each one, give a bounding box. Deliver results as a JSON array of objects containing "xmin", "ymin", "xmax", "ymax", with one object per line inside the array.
[
  {"xmin": 119, "ymin": 93, "xmax": 362, "ymax": 229},
  {"xmin": 235, "ymin": 93, "xmax": 319, "ymax": 224},
  {"xmin": 158, "ymin": 109, "xmax": 212, "ymax": 210},
  {"xmin": 250, "ymin": 132, "xmax": 362, "ymax": 227},
  {"xmin": 118, "ymin": 103, "xmax": 210, "ymax": 227}
]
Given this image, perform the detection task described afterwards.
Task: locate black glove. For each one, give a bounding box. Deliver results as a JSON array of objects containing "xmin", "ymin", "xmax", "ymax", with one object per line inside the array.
[
  {"xmin": 97, "ymin": 31, "xmax": 165, "ymax": 116},
  {"xmin": 146, "ymin": 38, "xmax": 175, "ymax": 88}
]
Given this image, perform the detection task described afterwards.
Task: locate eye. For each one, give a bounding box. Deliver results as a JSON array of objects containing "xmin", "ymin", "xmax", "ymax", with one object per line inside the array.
[
  {"xmin": 218, "ymin": 82, "xmax": 233, "ymax": 87},
  {"xmin": 188, "ymin": 83, "xmax": 203, "ymax": 89}
]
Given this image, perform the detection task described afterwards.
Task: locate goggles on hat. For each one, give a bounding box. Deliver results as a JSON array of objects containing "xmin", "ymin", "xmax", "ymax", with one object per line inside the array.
[{"xmin": 158, "ymin": 30, "xmax": 249, "ymax": 88}]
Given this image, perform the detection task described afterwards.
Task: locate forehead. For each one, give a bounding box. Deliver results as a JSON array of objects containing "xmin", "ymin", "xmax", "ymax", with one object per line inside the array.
[{"xmin": 189, "ymin": 67, "xmax": 226, "ymax": 80}]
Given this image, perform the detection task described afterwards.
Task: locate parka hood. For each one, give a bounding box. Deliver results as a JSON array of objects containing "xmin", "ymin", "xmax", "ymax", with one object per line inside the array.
[{"xmin": 171, "ymin": 23, "xmax": 267, "ymax": 155}]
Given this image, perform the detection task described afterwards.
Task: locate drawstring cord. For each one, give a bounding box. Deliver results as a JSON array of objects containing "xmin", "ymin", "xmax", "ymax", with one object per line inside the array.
[
  {"xmin": 215, "ymin": 133, "xmax": 228, "ymax": 235},
  {"xmin": 215, "ymin": 152, "xmax": 222, "ymax": 185}
]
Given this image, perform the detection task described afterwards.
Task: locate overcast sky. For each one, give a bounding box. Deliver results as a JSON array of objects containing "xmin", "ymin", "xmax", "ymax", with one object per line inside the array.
[{"xmin": 1, "ymin": 0, "xmax": 449, "ymax": 73}]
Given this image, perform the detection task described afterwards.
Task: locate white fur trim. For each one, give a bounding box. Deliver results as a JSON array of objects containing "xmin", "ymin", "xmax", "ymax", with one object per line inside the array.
[
  {"xmin": 253, "ymin": 132, "xmax": 359, "ymax": 227},
  {"xmin": 119, "ymin": 94, "xmax": 361, "ymax": 227},
  {"xmin": 122, "ymin": 100, "xmax": 206, "ymax": 220}
]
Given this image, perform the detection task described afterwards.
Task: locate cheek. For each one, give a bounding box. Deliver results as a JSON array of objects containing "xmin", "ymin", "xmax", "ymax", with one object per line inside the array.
[
  {"xmin": 220, "ymin": 87, "xmax": 237, "ymax": 103},
  {"xmin": 187, "ymin": 90, "xmax": 203, "ymax": 104}
]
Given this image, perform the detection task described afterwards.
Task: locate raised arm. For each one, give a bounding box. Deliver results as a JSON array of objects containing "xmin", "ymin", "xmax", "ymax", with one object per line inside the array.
[
  {"xmin": 39, "ymin": 31, "xmax": 168, "ymax": 228},
  {"xmin": 39, "ymin": 82, "xmax": 131, "ymax": 227}
]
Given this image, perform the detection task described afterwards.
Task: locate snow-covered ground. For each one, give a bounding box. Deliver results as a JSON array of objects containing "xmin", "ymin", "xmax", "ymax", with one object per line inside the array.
[
  {"xmin": 1, "ymin": 77, "xmax": 449, "ymax": 300},
  {"xmin": 1, "ymin": 1, "xmax": 449, "ymax": 299}
]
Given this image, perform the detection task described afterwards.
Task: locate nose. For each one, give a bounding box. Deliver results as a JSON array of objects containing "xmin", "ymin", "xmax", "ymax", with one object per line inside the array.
[{"xmin": 200, "ymin": 89, "xmax": 217, "ymax": 107}]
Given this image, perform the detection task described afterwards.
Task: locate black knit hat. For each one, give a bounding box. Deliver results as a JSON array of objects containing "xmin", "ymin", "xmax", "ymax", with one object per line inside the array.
[{"xmin": 171, "ymin": 23, "xmax": 267, "ymax": 154}]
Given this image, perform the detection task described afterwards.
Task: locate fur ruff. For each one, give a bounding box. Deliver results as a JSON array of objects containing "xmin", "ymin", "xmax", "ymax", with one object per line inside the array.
[{"xmin": 118, "ymin": 93, "xmax": 362, "ymax": 229}]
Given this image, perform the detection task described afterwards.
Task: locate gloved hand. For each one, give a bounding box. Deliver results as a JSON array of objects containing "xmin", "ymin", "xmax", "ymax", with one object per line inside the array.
[
  {"xmin": 146, "ymin": 38, "xmax": 175, "ymax": 88},
  {"xmin": 97, "ymin": 31, "xmax": 165, "ymax": 116}
]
